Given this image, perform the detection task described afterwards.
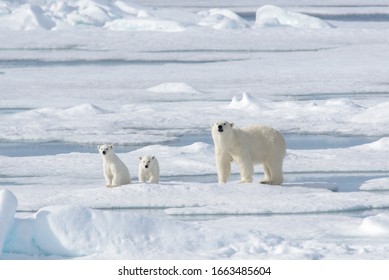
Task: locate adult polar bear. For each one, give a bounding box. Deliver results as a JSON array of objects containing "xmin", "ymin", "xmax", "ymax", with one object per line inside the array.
[
  {"xmin": 211, "ymin": 121, "xmax": 286, "ymax": 185},
  {"xmin": 98, "ymin": 144, "xmax": 131, "ymax": 187}
]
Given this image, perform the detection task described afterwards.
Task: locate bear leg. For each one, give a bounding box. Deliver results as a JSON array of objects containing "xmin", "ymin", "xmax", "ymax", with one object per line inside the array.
[
  {"xmin": 266, "ymin": 159, "xmax": 283, "ymax": 185},
  {"xmin": 260, "ymin": 163, "xmax": 272, "ymax": 184},
  {"xmin": 150, "ymin": 175, "xmax": 159, "ymax": 184},
  {"xmin": 138, "ymin": 171, "xmax": 146, "ymax": 183},
  {"xmin": 238, "ymin": 160, "xmax": 254, "ymax": 183},
  {"xmin": 104, "ymin": 173, "xmax": 113, "ymax": 188},
  {"xmin": 216, "ymin": 152, "xmax": 232, "ymax": 183}
]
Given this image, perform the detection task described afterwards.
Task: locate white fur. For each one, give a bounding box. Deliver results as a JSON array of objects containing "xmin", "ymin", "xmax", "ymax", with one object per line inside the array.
[
  {"xmin": 138, "ymin": 156, "xmax": 160, "ymax": 183},
  {"xmin": 98, "ymin": 144, "xmax": 131, "ymax": 187},
  {"xmin": 211, "ymin": 121, "xmax": 286, "ymax": 185}
]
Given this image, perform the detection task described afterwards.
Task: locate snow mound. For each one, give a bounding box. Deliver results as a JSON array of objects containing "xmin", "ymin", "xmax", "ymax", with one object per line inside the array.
[
  {"xmin": 4, "ymin": 204, "xmax": 327, "ymax": 259},
  {"xmin": 147, "ymin": 82, "xmax": 199, "ymax": 94},
  {"xmin": 61, "ymin": 103, "xmax": 109, "ymax": 116},
  {"xmin": 0, "ymin": 4, "xmax": 55, "ymax": 30},
  {"xmin": 353, "ymin": 137, "xmax": 389, "ymax": 152},
  {"xmin": 255, "ymin": 5, "xmax": 333, "ymax": 29},
  {"xmin": 3, "ymin": 205, "xmax": 196, "ymax": 258},
  {"xmin": 0, "ymin": 0, "xmax": 187, "ymax": 31},
  {"xmin": 0, "ymin": 190, "xmax": 18, "ymax": 254},
  {"xmin": 17, "ymin": 104, "xmax": 108, "ymax": 118},
  {"xmin": 228, "ymin": 92, "xmax": 269, "ymax": 111},
  {"xmin": 352, "ymin": 102, "xmax": 389, "ymax": 125},
  {"xmin": 105, "ymin": 17, "xmax": 186, "ymax": 32},
  {"xmin": 198, "ymin": 9, "xmax": 250, "ymax": 30},
  {"xmin": 360, "ymin": 178, "xmax": 389, "ymax": 191},
  {"xmin": 360, "ymin": 214, "xmax": 389, "ymax": 236}
]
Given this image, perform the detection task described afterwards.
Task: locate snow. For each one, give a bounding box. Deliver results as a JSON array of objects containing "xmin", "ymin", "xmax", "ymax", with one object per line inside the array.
[
  {"xmin": 147, "ymin": 82, "xmax": 199, "ymax": 94},
  {"xmin": 1, "ymin": 0, "xmax": 389, "ymax": 260},
  {"xmin": 360, "ymin": 214, "xmax": 389, "ymax": 236},
  {"xmin": 0, "ymin": 1, "xmax": 335, "ymax": 31},
  {"xmin": 228, "ymin": 92, "xmax": 269, "ymax": 111},
  {"xmin": 255, "ymin": 5, "xmax": 333, "ymax": 28},
  {"xmin": 359, "ymin": 178, "xmax": 389, "ymax": 191},
  {"xmin": 0, "ymin": 190, "xmax": 18, "ymax": 253},
  {"xmin": 197, "ymin": 9, "xmax": 250, "ymax": 30}
]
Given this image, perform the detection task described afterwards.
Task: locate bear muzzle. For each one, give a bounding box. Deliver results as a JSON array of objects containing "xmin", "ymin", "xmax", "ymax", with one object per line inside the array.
[{"xmin": 217, "ymin": 125, "xmax": 224, "ymax": 132}]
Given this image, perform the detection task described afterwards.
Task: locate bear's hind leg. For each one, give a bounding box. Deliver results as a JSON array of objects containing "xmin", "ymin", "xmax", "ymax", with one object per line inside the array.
[
  {"xmin": 238, "ymin": 159, "xmax": 254, "ymax": 183},
  {"xmin": 266, "ymin": 159, "xmax": 284, "ymax": 185},
  {"xmin": 260, "ymin": 163, "xmax": 271, "ymax": 184}
]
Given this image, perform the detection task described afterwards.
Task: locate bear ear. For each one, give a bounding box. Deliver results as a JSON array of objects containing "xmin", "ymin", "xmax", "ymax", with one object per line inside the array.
[
  {"xmin": 97, "ymin": 145, "xmax": 101, "ymax": 150},
  {"xmin": 109, "ymin": 144, "xmax": 113, "ymax": 149},
  {"xmin": 152, "ymin": 156, "xmax": 155, "ymax": 159},
  {"xmin": 230, "ymin": 123, "xmax": 234, "ymax": 128},
  {"xmin": 139, "ymin": 156, "xmax": 142, "ymax": 161}
]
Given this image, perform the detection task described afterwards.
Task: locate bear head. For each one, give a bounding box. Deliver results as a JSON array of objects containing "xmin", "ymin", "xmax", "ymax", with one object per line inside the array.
[
  {"xmin": 98, "ymin": 144, "xmax": 114, "ymax": 156},
  {"xmin": 139, "ymin": 156, "xmax": 156, "ymax": 169},
  {"xmin": 212, "ymin": 121, "xmax": 234, "ymax": 134}
]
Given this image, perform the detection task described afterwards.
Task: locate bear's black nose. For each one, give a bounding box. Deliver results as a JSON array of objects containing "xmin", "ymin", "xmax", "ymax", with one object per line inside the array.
[
  {"xmin": 218, "ymin": 125, "xmax": 223, "ymax": 132},
  {"xmin": 102, "ymin": 151, "xmax": 106, "ymax": 155},
  {"xmin": 145, "ymin": 165, "xmax": 149, "ymax": 168}
]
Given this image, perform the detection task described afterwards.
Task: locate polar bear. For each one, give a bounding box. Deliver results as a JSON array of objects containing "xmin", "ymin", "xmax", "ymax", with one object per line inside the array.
[
  {"xmin": 138, "ymin": 156, "xmax": 160, "ymax": 183},
  {"xmin": 98, "ymin": 144, "xmax": 131, "ymax": 187},
  {"xmin": 211, "ymin": 121, "xmax": 286, "ymax": 185}
]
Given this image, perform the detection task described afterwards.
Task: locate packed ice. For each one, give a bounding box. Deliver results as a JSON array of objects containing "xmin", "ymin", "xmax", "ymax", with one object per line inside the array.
[{"xmin": 1, "ymin": 0, "xmax": 389, "ymax": 260}]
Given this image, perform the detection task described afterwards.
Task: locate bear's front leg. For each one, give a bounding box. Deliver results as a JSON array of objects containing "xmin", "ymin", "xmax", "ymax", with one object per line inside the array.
[
  {"xmin": 150, "ymin": 175, "xmax": 159, "ymax": 184},
  {"xmin": 138, "ymin": 171, "xmax": 146, "ymax": 183},
  {"xmin": 105, "ymin": 175, "xmax": 113, "ymax": 187},
  {"xmin": 104, "ymin": 171, "xmax": 113, "ymax": 188},
  {"xmin": 215, "ymin": 151, "xmax": 232, "ymax": 183}
]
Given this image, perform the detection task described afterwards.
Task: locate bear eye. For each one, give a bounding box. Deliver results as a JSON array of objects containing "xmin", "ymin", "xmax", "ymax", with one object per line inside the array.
[{"xmin": 223, "ymin": 122, "xmax": 226, "ymax": 125}]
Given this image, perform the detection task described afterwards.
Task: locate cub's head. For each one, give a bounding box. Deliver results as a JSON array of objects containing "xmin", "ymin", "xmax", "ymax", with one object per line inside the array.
[
  {"xmin": 139, "ymin": 156, "xmax": 156, "ymax": 169},
  {"xmin": 212, "ymin": 121, "xmax": 234, "ymax": 134},
  {"xmin": 98, "ymin": 144, "xmax": 114, "ymax": 156}
]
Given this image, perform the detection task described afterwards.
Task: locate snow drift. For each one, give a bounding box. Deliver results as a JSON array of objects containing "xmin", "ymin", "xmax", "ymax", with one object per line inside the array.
[
  {"xmin": 197, "ymin": 9, "xmax": 250, "ymax": 30},
  {"xmin": 147, "ymin": 82, "xmax": 199, "ymax": 94},
  {"xmin": 0, "ymin": 1, "xmax": 333, "ymax": 31},
  {"xmin": 255, "ymin": 5, "xmax": 333, "ymax": 28},
  {"xmin": 0, "ymin": 190, "xmax": 18, "ymax": 254}
]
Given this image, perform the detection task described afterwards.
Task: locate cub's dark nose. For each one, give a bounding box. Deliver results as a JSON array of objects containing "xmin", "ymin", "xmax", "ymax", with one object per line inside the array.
[
  {"xmin": 218, "ymin": 125, "xmax": 223, "ymax": 132},
  {"xmin": 145, "ymin": 165, "xmax": 149, "ymax": 168},
  {"xmin": 102, "ymin": 151, "xmax": 106, "ymax": 155}
]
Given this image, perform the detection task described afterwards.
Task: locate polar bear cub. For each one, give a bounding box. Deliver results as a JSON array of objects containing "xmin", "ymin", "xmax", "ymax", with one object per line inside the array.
[
  {"xmin": 211, "ymin": 121, "xmax": 286, "ymax": 185},
  {"xmin": 98, "ymin": 144, "xmax": 131, "ymax": 187},
  {"xmin": 138, "ymin": 156, "xmax": 160, "ymax": 183}
]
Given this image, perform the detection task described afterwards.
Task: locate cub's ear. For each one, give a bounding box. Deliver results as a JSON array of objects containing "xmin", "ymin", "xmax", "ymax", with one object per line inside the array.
[
  {"xmin": 152, "ymin": 156, "xmax": 155, "ymax": 159},
  {"xmin": 109, "ymin": 144, "xmax": 113, "ymax": 149},
  {"xmin": 97, "ymin": 145, "xmax": 101, "ymax": 150},
  {"xmin": 139, "ymin": 157, "xmax": 142, "ymax": 161},
  {"xmin": 230, "ymin": 123, "xmax": 234, "ymax": 128}
]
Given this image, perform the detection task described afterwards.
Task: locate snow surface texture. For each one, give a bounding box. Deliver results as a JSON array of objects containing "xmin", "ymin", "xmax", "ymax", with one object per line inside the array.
[
  {"xmin": 1, "ymin": 0, "xmax": 389, "ymax": 260},
  {"xmin": 0, "ymin": 1, "xmax": 332, "ymax": 31}
]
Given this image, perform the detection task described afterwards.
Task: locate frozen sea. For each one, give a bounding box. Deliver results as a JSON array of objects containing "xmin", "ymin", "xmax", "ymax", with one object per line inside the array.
[{"xmin": 0, "ymin": 0, "xmax": 389, "ymax": 260}]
